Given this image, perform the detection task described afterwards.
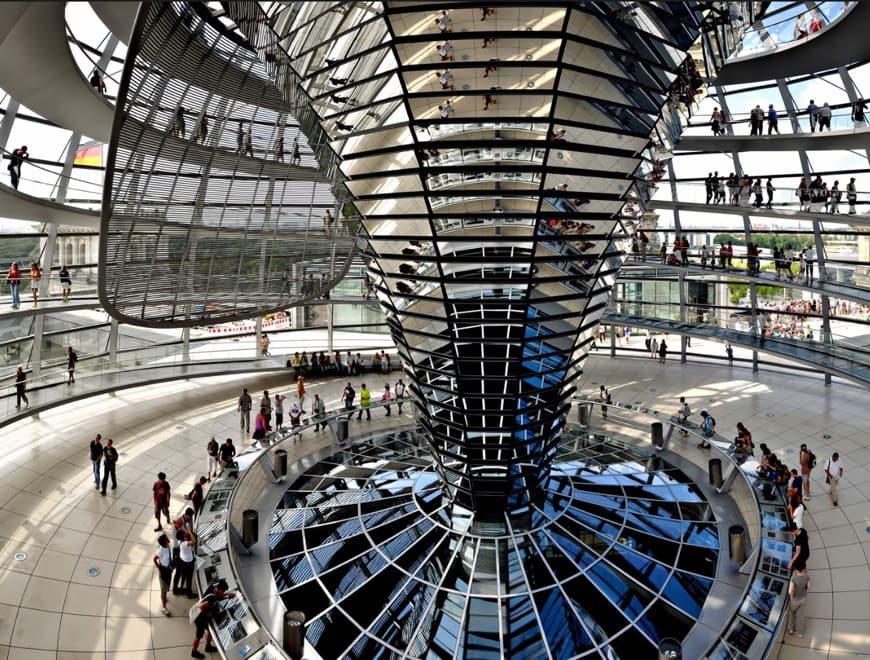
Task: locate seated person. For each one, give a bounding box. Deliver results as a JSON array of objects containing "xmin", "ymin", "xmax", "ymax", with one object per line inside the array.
[{"xmin": 734, "ymin": 422, "xmax": 753, "ymax": 454}]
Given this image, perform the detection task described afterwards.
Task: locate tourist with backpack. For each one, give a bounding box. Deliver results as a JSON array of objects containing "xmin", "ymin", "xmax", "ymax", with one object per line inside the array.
[
  {"xmin": 698, "ymin": 411, "xmax": 715, "ymax": 448},
  {"xmin": 799, "ymin": 443, "xmax": 815, "ymax": 499}
]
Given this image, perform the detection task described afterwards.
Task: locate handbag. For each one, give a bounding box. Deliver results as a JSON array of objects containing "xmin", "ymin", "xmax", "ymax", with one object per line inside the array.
[{"xmin": 189, "ymin": 600, "xmax": 205, "ymax": 624}]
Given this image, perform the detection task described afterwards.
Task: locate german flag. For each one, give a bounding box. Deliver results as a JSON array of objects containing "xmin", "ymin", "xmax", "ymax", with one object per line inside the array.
[{"xmin": 74, "ymin": 142, "xmax": 102, "ymax": 166}]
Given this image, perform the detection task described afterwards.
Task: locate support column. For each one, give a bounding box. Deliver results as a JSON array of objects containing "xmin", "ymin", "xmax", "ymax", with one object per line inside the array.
[
  {"xmin": 182, "ymin": 327, "xmax": 190, "ymax": 361},
  {"xmin": 717, "ymin": 88, "xmax": 762, "ymax": 371},
  {"xmin": 0, "ymin": 100, "xmax": 21, "ymax": 150},
  {"xmin": 108, "ymin": 319, "xmax": 119, "ymax": 362},
  {"xmin": 255, "ymin": 317, "xmax": 263, "ymax": 358},
  {"xmin": 666, "ymin": 160, "xmax": 688, "ymax": 363},
  {"xmin": 327, "ymin": 302, "xmax": 334, "ymax": 353}
]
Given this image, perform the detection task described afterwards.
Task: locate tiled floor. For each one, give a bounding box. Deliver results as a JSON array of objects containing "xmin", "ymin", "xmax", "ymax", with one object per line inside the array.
[{"xmin": 0, "ymin": 357, "xmax": 866, "ymax": 659}]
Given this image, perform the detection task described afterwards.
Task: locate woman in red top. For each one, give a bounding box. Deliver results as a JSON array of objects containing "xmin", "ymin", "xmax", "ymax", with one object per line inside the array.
[
  {"xmin": 6, "ymin": 262, "xmax": 21, "ymax": 309},
  {"xmin": 29, "ymin": 262, "xmax": 41, "ymax": 305}
]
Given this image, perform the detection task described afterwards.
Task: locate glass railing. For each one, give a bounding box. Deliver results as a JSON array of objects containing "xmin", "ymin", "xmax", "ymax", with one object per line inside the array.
[
  {"xmin": 730, "ymin": 2, "xmax": 851, "ymax": 58},
  {"xmin": 682, "ymin": 106, "xmax": 866, "ymax": 137},
  {"xmin": 1, "ymin": 146, "xmax": 104, "ymax": 208},
  {"xmin": 652, "ymin": 180, "xmax": 870, "ymax": 214},
  {"xmin": 608, "ymin": 301, "xmax": 870, "ymax": 370},
  {"xmin": 0, "ymin": 323, "xmax": 397, "ymax": 417}
]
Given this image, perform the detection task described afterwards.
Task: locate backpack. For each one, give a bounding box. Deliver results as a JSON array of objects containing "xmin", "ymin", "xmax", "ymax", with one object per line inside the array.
[
  {"xmin": 684, "ymin": 402, "xmax": 692, "ymax": 417},
  {"xmin": 808, "ymin": 450, "xmax": 817, "ymax": 468}
]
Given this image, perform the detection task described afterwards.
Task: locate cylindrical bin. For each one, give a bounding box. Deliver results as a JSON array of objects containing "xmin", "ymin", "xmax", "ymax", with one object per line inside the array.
[
  {"xmin": 283, "ymin": 610, "xmax": 306, "ymax": 659},
  {"xmin": 651, "ymin": 422, "xmax": 663, "ymax": 449},
  {"xmin": 275, "ymin": 449, "xmax": 288, "ymax": 477},
  {"xmin": 709, "ymin": 458, "xmax": 723, "ymax": 488},
  {"xmin": 578, "ymin": 403, "xmax": 591, "ymax": 427},
  {"xmin": 337, "ymin": 417, "xmax": 349, "ymax": 442},
  {"xmin": 657, "ymin": 637, "xmax": 682, "ymax": 659},
  {"xmin": 242, "ymin": 509, "xmax": 258, "ymax": 548},
  {"xmin": 729, "ymin": 525, "xmax": 746, "ymax": 564}
]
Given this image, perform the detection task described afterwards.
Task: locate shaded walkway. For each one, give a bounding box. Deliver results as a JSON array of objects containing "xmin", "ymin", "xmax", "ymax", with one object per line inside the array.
[
  {"xmin": 601, "ymin": 312, "xmax": 870, "ymax": 386},
  {"xmin": 0, "ymin": 296, "xmax": 100, "ymax": 319},
  {"xmin": 0, "ymin": 181, "xmax": 99, "ymax": 228},
  {"xmin": 622, "ymin": 258, "xmax": 870, "ymax": 307},
  {"xmin": 649, "ymin": 198, "xmax": 870, "ymax": 227},
  {"xmin": 715, "ymin": 2, "xmax": 870, "ymax": 85},
  {"xmin": 675, "ymin": 128, "xmax": 870, "ymax": 153}
]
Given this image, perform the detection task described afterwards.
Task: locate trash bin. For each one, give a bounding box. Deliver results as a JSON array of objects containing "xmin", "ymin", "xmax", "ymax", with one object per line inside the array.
[
  {"xmin": 657, "ymin": 637, "xmax": 682, "ymax": 659},
  {"xmin": 242, "ymin": 509, "xmax": 258, "ymax": 548},
  {"xmin": 709, "ymin": 458, "xmax": 723, "ymax": 488},
  {"xmin": 651, "ymin": 422, "xmax": 663, "ymax": 449},
  {"xmin": 275, "ymin": 449, "xmax": 287, "ymax": 477},
  {"xmin": 283, "ymin": 610, "xmax": 306, "ymax": 659},
  {"xmin": 337, "ymin": 417, "xmax": 349, "ymax": 443},
  {"xmin": 729, "ymin": 524, "xmax": 746, "ymax": 564},
  {"xmin": 578, "ymin": 402, "xmax": 591, "ymax": 427}
]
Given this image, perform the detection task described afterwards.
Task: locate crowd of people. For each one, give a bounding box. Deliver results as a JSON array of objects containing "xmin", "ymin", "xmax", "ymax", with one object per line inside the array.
[
  {"xmin": 288, "ymin": 348, "xmax": 395, "ymax": 378},
  {"xmin": 666, "ymin": 395, "xmax": 845, "ymax": 639},
  {"xmin": 4, "ymin": 261, "xmax": 76, "ymax": 308},
  {"xmin": 707, "ymin": 97, "xmax": 866, "ymax": 137}
]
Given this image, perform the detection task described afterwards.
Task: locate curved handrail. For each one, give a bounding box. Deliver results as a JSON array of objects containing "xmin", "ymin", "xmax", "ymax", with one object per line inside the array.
[
  {"xmin": 652, "ymin": 179, "xmax": 870, "ymax": 209},
  {"xmin": 1, "ymin": 145, "xmax": 105, "ymax": 204},
  {"xmin": 574, "ymin": 395, "xmax": 792, "ymax": 659},
  {"xmin": 205, "ymin": 397, "xmax": 413, "ymax": 660},
  {"xmin": 602, "ymin": 312, "xmax": 870, "ymax": 385},
  {"xmin": 730, "ymin": 1, "xmax": 845, "ymax": 57}
]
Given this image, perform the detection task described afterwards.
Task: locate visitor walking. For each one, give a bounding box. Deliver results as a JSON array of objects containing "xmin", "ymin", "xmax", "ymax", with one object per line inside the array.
[
  {"xmin": 383, "ymin": 383, "xmax": 392, "ymax": 416},
  {"xmin": 59, "ymin": 264, "xmax": 72, "ymax": 302},
  {"xmin": 787, "ymin": 563, "xmax": 811, "ymax": 638},
  {"xmin": 237, "ymin": 388, "xmax": 252, "ymax": 434},
  {"xmin": 395, "ymin": 378, "xmax": 406, "ymax": 414},
  {"xmin": 153, "ymin": 471, "xmax": 172, "ymax": 531},
  {"xmin": 89, "ymin": 434, "xmax": 103, "ymax": 489},
  {"xmin": 311, "ymin": 393, "xmax": 326, "ymax": 431},
  {"xmin": 824, "ymin": 452, "xmax": 844, "ymax": 506},
  {"xmin": 100, "ymin": 438, "xmax": 118, "ymax": 495},
  {"xmin": 767, "ymin": 104, "xmax": 780, "ymax": 135},
  {"xmin": 29, "ymin": 262, "xmax": 41, "ymax": 305},
  {"xmin": 6, "ymin": 262, "xmax": 21, "ymax": 309},
  {"xmin": 206, "ymin": 437, "xmax": 219, "ymax": 481},
  {"xmin": 6, "ymin": 145, "xmax": 28, "ymax": 189},
  {"xmin": 67, "ymin": 346, "xmax": 78, "ymax": 384},
  {"xmin": 15, "ymin": 366, "xmax": 28, "ymax": 409},
  {"xmin": 357, "ymin": 383, "xmax": 371, "ymax": 420},
  {"xmin": 807, "ymin": 100, "xmax": 819, "ymax": 132},
  {"xmin": 817, "ymin": 102, "xmax": 832, "ymax": 131},
  {"xmin": 153, "ymin": 533, "xmax": 173, "ymax": 616},
  {"xmin": 846, "ymin": 177, "xmax": 857, "ymax": 214}
]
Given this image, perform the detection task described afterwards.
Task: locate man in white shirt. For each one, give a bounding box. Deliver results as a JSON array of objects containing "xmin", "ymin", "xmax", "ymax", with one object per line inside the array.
[
  {"xmin": 803, "ymin": 246, "xmax": 816, "ymax": 284},
  {"xmin": 824, "ymin": 452, "xmax": 844, "ymax": 506},
  {"xmin": 152, "ymin": 534, "xmax": 173, "ymax": 616},
  {"xmin": 676, "ymin": 396, "xmax": 691, "ymax": 437}
]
